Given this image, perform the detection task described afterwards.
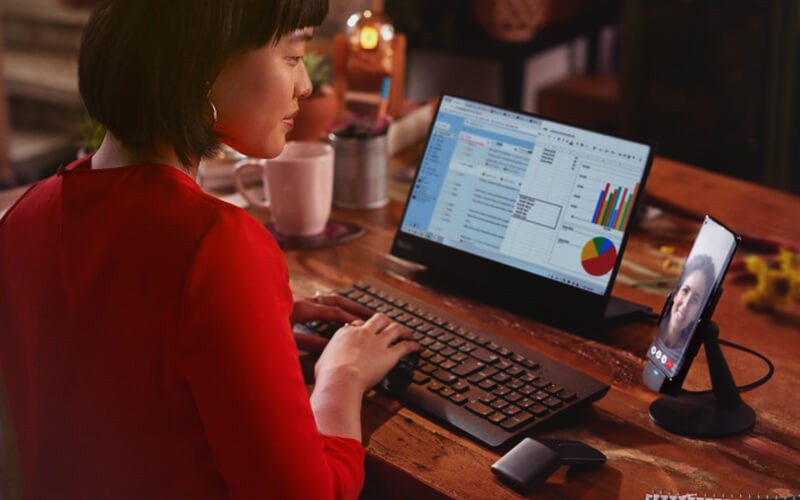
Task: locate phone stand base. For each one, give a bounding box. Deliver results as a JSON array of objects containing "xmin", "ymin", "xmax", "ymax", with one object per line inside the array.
[
  {"xmin": 648, "ymin": 321, "xmax": 757, "ymax": 438},
  {"xmin": 649, "ymin": 393, "xmax": 756, "ymax": 438}
]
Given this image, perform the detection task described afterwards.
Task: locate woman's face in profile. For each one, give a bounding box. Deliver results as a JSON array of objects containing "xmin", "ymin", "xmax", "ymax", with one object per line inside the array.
[
  {"xmin": 668, "ymin": 270, "xmax": 709, "ymax": 337},
  {"xmin": 211, "ymin": 28, "xmax": 314, "ymax": 159}
]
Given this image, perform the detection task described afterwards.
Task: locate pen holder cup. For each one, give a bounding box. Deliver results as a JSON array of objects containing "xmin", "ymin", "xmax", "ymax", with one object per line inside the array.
[{"xmin": 330, "ymin": 131, "xmax": 389, "ymax": 209}]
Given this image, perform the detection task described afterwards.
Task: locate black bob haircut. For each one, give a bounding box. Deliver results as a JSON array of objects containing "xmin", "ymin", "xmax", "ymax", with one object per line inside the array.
[{"xmin": 79, "ymin": 0, "xmax": 328, "ymax": 167}]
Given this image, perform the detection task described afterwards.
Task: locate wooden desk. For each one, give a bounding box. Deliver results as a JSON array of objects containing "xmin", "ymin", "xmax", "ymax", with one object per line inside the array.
[
  {"xmin": 283, "ymin": 153, "xmax": 800, "ymax": 498},
  {"xmin": 1, "ymin": 155, "xmax": 799, "ymax": 498}
]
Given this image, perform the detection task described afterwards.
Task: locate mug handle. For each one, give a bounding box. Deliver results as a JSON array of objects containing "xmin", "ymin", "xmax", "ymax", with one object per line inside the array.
[{"xmin": 233, "ymin": 159, "xmax": 270, "ymax": 209}]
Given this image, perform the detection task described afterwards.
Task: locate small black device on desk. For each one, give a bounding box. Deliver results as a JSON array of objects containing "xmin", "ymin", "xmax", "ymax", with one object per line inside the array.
[{"xmin": 491, "ymin": 437, "xmax": 606, "ymax": 493}]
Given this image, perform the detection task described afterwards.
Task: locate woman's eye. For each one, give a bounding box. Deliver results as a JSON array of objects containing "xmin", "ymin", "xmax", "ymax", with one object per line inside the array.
[{"xmin": 288, "ymin": 56, "xmax": 303, "ymax": 64}]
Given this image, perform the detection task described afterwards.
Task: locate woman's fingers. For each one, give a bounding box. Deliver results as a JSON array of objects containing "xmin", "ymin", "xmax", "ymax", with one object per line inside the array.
[{"xmin": 315, "ymin": 294, "xmax": 373, "ymax": 319}]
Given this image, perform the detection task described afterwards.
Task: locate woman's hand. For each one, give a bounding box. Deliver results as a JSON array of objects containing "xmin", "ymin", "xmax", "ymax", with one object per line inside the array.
[
  {"xmin": 309, "ymin": 313, "xmax": 420, "ymax": 439},
  {"xmin": 291, "ymin": 293, "xmax": 373, "ymax": 354},
  {"xmin": 314, "ymin": 314, "xmax": 420, "ymax": 394}
]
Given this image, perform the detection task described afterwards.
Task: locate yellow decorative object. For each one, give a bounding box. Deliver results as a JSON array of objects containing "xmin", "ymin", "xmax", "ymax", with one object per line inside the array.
[{"xmin": 741, "ymin": 249, "xmax": 800, "ymax": 311}]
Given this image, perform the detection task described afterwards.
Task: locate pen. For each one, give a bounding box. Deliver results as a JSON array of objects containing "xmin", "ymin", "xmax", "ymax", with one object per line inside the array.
[{"xmin": 376, "ymin": 76, "xmax": 390, "ymax": 123}]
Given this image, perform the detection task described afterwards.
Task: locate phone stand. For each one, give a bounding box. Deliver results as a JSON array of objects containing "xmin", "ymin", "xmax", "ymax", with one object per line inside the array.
[{"xmin": 649, "ymin": 320, "xmax": 756, "ymax": 437}]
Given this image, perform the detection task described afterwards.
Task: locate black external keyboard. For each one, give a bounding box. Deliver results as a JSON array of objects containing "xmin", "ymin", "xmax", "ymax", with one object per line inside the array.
[{"xmin": 305, "ymin": 280, "xmax": 610, "ymax": 448}]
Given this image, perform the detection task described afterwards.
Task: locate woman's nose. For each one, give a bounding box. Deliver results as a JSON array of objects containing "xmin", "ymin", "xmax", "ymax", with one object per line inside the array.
[{"xmin": 296, "ymin": 64, "xmax": 312, "ymax": 99}]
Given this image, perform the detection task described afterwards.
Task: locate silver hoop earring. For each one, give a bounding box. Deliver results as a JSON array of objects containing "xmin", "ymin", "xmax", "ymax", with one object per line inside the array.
[{"xmin": 207, "ymin": 94, "xmax": 218, "ymax": 127}]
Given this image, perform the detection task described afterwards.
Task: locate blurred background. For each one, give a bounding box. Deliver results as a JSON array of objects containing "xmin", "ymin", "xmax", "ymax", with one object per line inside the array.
[{"xmin": 2, "ymin": 0, "xmax": 798, "ymax": 194}]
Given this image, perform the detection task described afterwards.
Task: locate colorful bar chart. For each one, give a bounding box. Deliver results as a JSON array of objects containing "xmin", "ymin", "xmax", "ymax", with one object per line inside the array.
[{"xmin": 591, "ymin": 182, "xmax": 639, "ymax": 231}]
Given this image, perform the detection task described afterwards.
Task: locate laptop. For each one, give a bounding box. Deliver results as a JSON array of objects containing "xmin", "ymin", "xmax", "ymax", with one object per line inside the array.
[{"xmin": 390, "ymin": 93, "xmax": 655, "ymax": 333}]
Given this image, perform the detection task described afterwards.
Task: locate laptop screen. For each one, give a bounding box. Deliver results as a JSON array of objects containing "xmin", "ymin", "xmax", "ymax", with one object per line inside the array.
[{"xmin": 398, "ymin": 94, "xmax": 652, "ymax": 296}]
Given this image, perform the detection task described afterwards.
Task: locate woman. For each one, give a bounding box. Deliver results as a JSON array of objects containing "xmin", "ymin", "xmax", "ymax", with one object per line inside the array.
[
  {"xmin": 0, "ymin": 0, "xmax": 418, "ymax": 498},
  {"xmin": 658, "ymin": 254, "xmax": 716, "ymax": 357}
]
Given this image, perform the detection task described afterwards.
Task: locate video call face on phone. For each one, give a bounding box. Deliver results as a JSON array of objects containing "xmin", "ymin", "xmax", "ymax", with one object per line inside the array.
[{"xmin": 646, "ymin": 217, "xmax": 738, "ymax": 380}]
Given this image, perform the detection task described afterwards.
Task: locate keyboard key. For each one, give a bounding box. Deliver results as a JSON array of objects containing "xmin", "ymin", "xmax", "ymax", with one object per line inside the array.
[
  {"xmin": 429, "ymin": 342, "xmax": 446, "ymax": 352},
  {"xmin": 506, "ymin": 365, "xmax": 524, "ymax": 377},
  {"xmin": 496, "ymin": 346, "xmax": 512, "ymax": 357},
  {"xmin": 429, "ymin": 354, "xmax": 446, "ymax": 365},
  {"xmin": 521, "ymin": 372, "xmax": 540, "ymax": 383},
  {"xmin": 447, "ymin": 338, "xmax": 465, "ymax": 349},
  {"xmin": 478, "ymin": 379, "xmax": 497, "ymax": 391},
  {"xmin": 506, "ymin": 379, "xmax": 525, "ymax": 390},
  {"xmin": 500, "ymin": 411, "xmax": 534, "ymax": 430},
  {"xmin": 542, "ymin": 397, "xmax": 563, "ymax": 409},
  {"xmin": 451, "ymin": 380, "xmax": 470, "ymax": 393},
  {"xmin": 458, "ymin": 344, "xmax": 476, "ymax": 354},
  {"xmin": 465, "ymin": 401, "xmax": 494, "ymax": 417},
  {"xmin": 440, "ymin": 360, "xmax": 457, "ymax": 371},
  {"xmin": 478, "ymin": 393, "xmax": 496, "ymax": 405},
  {"xmin": 439, "ymin": 387, "xmax": 456, "ymax": 398},
  {"xmin": 412, "ymin": 372, "xmax": 430, "ymax": 384},
  {"xmin": 450, "ymin": 392, "xmax": 469, "ymax": 404},
  {"xmin": 420, "ymin": 349, "xmax": 435, "ymax": 360},
  {"xmin": 432, "ymin": 369, "xmax": 457, "ymax": 384},
  {"xmin": 452, "ymin": 359, "xmax": 485, "ymax": 377},
  {"xmin": 529, "ymin": 403, "xmax": 549, "ymax": 416},
  {"xmin": 437, "ymin": 333, "xmax": 454, "ymax": 343},
  {"xmin": 504, "ymin": 392, "xmax": 522, "ymax": 403},
  {"xmin": 494, "ymin": 360, "xmax": 512, "ymax": 371},
  {"xmin": 427, "ymin": 382, "xmax": 444, "ymax": 393},
  {"xmin": 502, "ymin": 405, "xmax": 521, "ymax": 416},
  {"xmin": 488, "ymin": 412, "xmax": 506, "ymax": 424},
  {"xmin": 407, "ymin": 318, "xmax": 423, "ymax": 328},
  {"xmin": 491, "ymin": 372, "xmax": 511, "ymax": 384},
  {"xmin": 543, "ymin": 383, "xmax": 564, "ymax": 395},
  {"xmin": 450, "ymin": 352, "xmax": 468, "ymax": 363},
  {"xmin": 419, "ymin": 363, "xmax": 437, "ymax": 374},
  {"xmin": 439, "ymin": 347, "xmax": 457, "ymax": 358},
  {"xmin": 492, "ymin": 386, "xmax": 511, "ymax": 397},
  {"xmin": 517, "ymin": 398, "xmax": 534, "ymax": 409},
  {"xmin": 415, "ymin": 323, "xmax": 433, "ymax": 333},
  {"xmin": 490, "ymin": 399, "xmax": 508, "ymax": 410},
  {"xmin": 428, "ymin": 327, "xmax": 445, "ymax": 338},
  {"xmin": 471, "ymin": 347, "xmax": 499, "ymax": 364},
  {"xmin": 532, "ymin": 390, "xmax": 549, "ymax": 401},
  {"xmin": 559, "ymin": 391, "xmax": 577, "ymax": 402}
]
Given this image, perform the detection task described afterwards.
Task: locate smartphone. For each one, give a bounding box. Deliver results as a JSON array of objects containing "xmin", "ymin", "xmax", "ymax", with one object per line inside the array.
[{"xmin": 642, "ymin": 216, "xmax": 740, "ymax": 395}]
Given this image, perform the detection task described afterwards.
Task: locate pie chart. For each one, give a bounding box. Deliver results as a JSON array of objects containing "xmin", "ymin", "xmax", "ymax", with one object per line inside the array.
[{"xmin": 581, "ymin": 237, "xmax": 617, "ymax": 276}]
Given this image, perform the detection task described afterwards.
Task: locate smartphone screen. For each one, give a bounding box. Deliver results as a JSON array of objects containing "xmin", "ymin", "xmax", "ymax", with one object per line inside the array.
[{"xmin": 646, "ymin": 216, "xmax": 739, "ymax": 380}]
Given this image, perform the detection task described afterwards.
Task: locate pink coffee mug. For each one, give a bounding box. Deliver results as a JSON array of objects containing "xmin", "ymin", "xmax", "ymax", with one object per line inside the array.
[{"xmin": 233, "ymin": 141, "xmax": 334, "ymax": 236}]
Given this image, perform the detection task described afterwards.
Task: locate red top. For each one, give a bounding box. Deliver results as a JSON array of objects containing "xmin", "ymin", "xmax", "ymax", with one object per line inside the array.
[{"xmin": 0, "ymin": 157, "xmax": 364, "ymax": 499}]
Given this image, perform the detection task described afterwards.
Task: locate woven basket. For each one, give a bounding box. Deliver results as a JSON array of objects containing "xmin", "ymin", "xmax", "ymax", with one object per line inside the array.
[{"xmin": 472, "ymin": 0, "xmax": 552, "ymax": 43}]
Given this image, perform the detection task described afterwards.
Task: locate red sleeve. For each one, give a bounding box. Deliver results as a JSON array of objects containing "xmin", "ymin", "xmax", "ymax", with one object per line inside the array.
[{"xmin": 173, "ymin": 207, "xmax": 364, "ymax": 499}]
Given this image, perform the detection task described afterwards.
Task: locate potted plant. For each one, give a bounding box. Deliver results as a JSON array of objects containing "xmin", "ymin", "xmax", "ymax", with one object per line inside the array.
[{"xmin": 288, "ymin": 51, "xmax": 340, "ymax": 141}]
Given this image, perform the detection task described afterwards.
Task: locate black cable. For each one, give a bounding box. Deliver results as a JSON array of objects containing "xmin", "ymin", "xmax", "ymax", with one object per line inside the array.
[{"xmin": 681, "ymin": 338, "xmax": 774, "ymax": 395}]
